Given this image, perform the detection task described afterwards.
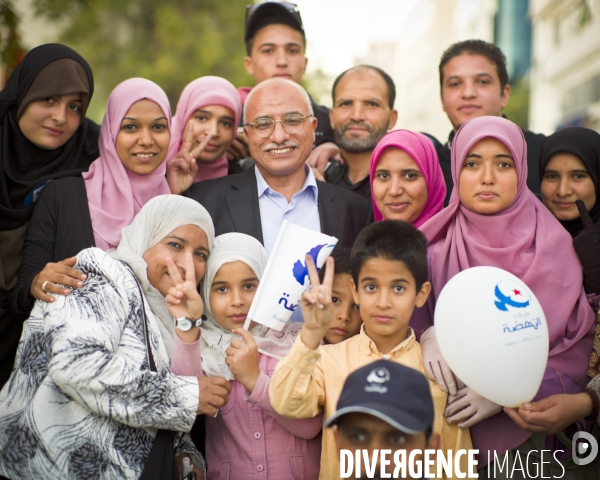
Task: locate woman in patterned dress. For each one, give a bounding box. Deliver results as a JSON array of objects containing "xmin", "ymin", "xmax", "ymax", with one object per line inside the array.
[{"xmin": 0, "ymin": 195, "xmax": 230, "ymax": 480}]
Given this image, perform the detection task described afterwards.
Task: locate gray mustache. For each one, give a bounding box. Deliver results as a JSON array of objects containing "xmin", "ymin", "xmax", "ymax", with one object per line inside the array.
[{"xmin": 262, "ymin": 140, "xmax": 299, "ymax": 151}]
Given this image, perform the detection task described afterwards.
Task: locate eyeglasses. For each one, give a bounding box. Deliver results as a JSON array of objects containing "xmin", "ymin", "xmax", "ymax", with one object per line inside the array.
[
  {"xmin": 248, "ymin": 113, "xmax": 313, "ymax": 137},
  {"xmin": 245, "ymin": 3, "xmax": 303, "ymax": 29}
]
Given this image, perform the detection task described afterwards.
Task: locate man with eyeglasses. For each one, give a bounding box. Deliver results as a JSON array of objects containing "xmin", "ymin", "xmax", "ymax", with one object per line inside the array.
[
  {"xmin": 187, "ymin": 78, "xmax": 371, "ymax": 255},
  {"xmin": 227, "ymin": 2, "xmax": 343, "ymax": 172}
]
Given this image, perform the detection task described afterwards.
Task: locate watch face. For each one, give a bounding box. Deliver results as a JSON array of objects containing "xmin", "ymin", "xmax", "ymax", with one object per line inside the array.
[{"xmin": 178, "ymin": 318, "xmax": 192, "ymax": 331}]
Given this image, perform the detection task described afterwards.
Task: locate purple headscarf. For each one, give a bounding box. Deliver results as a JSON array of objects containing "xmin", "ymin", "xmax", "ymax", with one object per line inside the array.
[
  {"xmin": 83, "ymin": 78, "xmax": 172, "ymax": 250},
  {"xmin": 369, "ymin": 130, "xmax": 446, "ymax": 227},
  {"xmin": 418, "ymin": 116, "xmax": 595, "ymax": 465},
  {"xmin": 167, "ymin": 76, "xmax": 242, "ymax": 183}
]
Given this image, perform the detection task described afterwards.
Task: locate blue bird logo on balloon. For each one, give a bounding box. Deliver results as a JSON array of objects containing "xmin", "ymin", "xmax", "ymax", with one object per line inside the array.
[
  {"xmin": 293, "ymin": 244, "xmax": 327, "ymax": 286},
  {"xmin": 494, "ymin": 281, "xmax": 530, "ymax": 312}
]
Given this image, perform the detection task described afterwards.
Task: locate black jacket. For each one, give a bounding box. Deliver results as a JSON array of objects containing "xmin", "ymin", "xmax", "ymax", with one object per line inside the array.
[
  {"xmin": 11, "ymin": 176, "xmax": 95, "ymax": 315},
  {"xmin": 186, "ymin": 168, "xmax": 372, "ymax": 249},
  {"xmin": 324, "ymin": 160, "xmax": 371, "ymax": 199},
  {"xmin": 311, "ymin": 97, "xmax": 335, "ymax": 147},
  {"xmin": 426, "ymin": 128, "xmax": 547, "ymax": 206}
]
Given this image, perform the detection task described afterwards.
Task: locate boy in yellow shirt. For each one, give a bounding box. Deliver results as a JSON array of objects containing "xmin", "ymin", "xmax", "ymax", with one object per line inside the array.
[{"xmin": 269, "ymin": 220, "xmax": 472, "ymax": 479}]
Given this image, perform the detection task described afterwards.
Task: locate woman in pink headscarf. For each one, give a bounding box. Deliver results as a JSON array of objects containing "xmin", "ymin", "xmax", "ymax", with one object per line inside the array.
[
  {"xmin": 415, "ymin": 116, "xmax": 597, "ymax": 476},
  {"xmin": 369, "ymin": 129, "xmax": 446, "ymax": 227},
  {"xmin": 168, "ymin": 76, "xmax": 242, "ymax": 183},
  {"xmin": 13, "ymin": 78, "xmax": 186, "ymax": 311}
]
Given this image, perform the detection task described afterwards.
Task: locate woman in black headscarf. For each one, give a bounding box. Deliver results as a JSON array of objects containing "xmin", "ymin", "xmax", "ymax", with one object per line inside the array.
[
  {"xmin": 0, "ymin": 43, "xmax": 99, "ymax": 388},
  {"xmin": 539, "ymin": 127, "xmax": 600, "ymax": 296},
  {"xmin": 506, "ymin": 127, "xmax": 600, "ymax": 439}
]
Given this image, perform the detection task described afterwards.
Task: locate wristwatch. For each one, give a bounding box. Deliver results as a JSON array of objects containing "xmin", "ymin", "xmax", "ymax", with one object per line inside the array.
[{"xmin": 174, "ymin": 316, "xmax": 203, "ymax": 331}]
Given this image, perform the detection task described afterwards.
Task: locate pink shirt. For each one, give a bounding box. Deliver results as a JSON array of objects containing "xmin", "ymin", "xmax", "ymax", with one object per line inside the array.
[{"xmin": 171, "ymin": 334, "xmax": 322, "ymax": 480}]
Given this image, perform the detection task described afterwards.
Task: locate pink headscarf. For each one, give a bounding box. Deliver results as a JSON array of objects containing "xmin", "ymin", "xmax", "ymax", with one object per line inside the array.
[
  {"xmin": 83, "ymin": 78, "xmax": 172, "ymax": 251},
  {"xmin": 419, "ymin": 116, "xmax": 595, "ymax": 464},
  {"xmin": 369, "ymin": 130, "xmax": 446, "ymax": 227},
  {"xmin": 167, "ymin": 76, "xmax": 242, "ymax": 183}
]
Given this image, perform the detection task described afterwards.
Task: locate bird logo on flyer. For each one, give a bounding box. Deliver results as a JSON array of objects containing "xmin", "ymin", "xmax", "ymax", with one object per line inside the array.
[{"xmin": 292, "ymin": 244, "xmax": 335, "ymax": 287}]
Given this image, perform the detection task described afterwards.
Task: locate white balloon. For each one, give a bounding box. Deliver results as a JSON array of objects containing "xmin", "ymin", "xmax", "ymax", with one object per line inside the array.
[{"xmin": 434, "ymin": 266, "xmax": 549, "ymax": 407}]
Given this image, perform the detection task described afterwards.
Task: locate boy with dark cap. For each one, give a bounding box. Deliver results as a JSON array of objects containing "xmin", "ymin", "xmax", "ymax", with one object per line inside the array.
[
  {"xmin": 328, "ymin": 360, "xmax": 440, "ymax": 479},
  {"xmin": 229, "ymin": 2, "xmax": 341, "ymax": 167},
  {"xmin": 269, "ymin": 220, "xmax": 471, "ymax": 479}
]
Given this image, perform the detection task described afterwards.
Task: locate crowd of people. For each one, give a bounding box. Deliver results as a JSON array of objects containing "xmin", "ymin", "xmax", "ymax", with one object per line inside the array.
[{"xmin": 0, "ymin": 2, "xmax": 599, "ymax": 479}]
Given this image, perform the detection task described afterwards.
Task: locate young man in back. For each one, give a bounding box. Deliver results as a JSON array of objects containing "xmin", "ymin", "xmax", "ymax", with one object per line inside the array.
[
  {"xmin": 429, "ymin": 39, "xmax": 546, "ymax": 204},
  {"xmin": 269, "ymin": 220, "xmax": 471, "ymax": 479},
  {"xmin": 228, "ymin": 2, "xmax": 341, "ymax": 168}
]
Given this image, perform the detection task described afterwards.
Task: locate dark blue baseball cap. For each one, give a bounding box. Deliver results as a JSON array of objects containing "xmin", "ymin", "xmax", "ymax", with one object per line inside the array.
[{"xmin": 324, "ymin": 360, "xmax": 434, "ymax": 434}]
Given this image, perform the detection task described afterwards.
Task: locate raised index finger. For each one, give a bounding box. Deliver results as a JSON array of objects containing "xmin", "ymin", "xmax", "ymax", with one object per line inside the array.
[
  {"xmin": 184, "ymin": 251, "xmax": 196, "ymax": 285},
  {"xmin": 305, "ymin": 254, "xmax": 320, "ymax": 288},
  {"xmin": 189, "ymin": 132, "xmax": 213, "ymax": 159},
  {"xmin": 576, "ymin": 199, "xmax": 594, "ymax": 229},
  {"xmin": 321, "ymin": 256, "xmax": 335, "ymax": 291},
  {"xmin": 165, "ymin": 256, "xmax": 184, "ymax": 286},
  {"xmin": 181, "ymin": 120, "xmax": 195, "ymax": 153},
  {"xmin": 233, "ymin": 327, "xmax": 257, "ymax": 347}
]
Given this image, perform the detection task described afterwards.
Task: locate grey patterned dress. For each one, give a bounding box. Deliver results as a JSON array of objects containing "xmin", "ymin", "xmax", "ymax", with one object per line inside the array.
[{"xmin": 0, "ymin": 248, "xmax": 202, "ymax": 479}]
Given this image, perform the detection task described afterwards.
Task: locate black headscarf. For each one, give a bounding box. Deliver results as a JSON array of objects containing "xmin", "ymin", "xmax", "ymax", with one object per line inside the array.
[
  {"xmin": 539, "ymin": 127, "xmax": 600, "ymax": 238},
  {"xmin": 0, "ymin": 43, "xmax": 100, "ymax": 230}
]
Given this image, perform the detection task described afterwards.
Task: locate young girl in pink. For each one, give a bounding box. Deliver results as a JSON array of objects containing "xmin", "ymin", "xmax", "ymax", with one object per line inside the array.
[{"xmin": 170, "ymin": 232, "xmax": 322, "ymax": 480}]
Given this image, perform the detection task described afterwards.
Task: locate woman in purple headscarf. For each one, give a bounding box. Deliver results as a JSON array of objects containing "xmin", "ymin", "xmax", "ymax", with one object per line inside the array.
[
  {"xmin": 369, "ymin": 129, "xmax": 446, "ymax": 227},
  {"xmin": 12, "ymin": 78, "xmax": 191, "ymax": 315},
  {"xmin": 414, "ymin": 116, "xmax": 596, "ymax": 476}
]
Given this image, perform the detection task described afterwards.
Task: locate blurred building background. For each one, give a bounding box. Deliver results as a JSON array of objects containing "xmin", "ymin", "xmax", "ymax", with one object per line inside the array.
[
  {"xmin": 354, "ymin": 0, "xmax": 498, "ymax": 140},
  {"xmin": 529, "ymin": 0, "xmax": 600, "ymax": 133},
  {"xmin": 348, "ymin": 0, "xmax": 538, "ymax": 140}
]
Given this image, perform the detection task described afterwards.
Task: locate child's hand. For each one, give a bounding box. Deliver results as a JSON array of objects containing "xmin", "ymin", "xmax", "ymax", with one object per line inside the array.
[
  {"xmin": 300, "ymin": 255, "xmax": 334, "ymax": 350},
  {"xmin": 226, "ymin": 328, "xmax": 261, "ymax": 393},
  {"xmin": 197, "ymin": 376, "xmax": 231, "ymax": 416},
  {"xmin": 164, "ymin": 252, "xmax": 203, "ymax": 322}
]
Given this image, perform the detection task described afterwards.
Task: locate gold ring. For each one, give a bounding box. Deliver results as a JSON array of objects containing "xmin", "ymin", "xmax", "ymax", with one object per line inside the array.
[{"xmin": 42, "ymin": 281, "xmax": 50, "ymax": 293}]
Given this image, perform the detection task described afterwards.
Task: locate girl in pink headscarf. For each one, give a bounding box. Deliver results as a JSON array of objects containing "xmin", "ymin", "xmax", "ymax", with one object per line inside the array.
[
  {"xmin": 369, "ymin": 129, "xmax": 446, "ymax": 227},
  {"xmin": 414, "ymin": 116, "xmax": 596, "ymax": 475},
  {"xmin": 14, "ymin": 78, "xmax": 186, "ymax": 309},
  {"xmin": 168, "ymin": 76, "xmax": 242, "ymax": 183}
]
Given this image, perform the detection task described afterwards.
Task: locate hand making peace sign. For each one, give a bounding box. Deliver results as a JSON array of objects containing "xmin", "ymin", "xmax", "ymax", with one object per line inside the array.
[
  {"xmin": 164, "ymin": 251, "xmax": 204, "ymax": 321},
  {"xmin": 299, "ymin": 255, "xmax": 335, "ymax": 350},
  {"xmin": 166, "ymin": 120, "xmax": 213, "ymax": 194}
]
